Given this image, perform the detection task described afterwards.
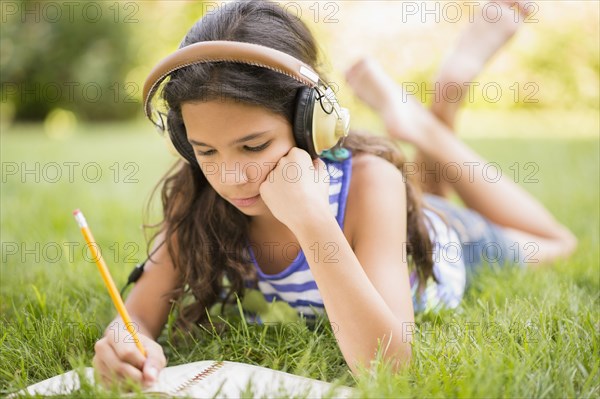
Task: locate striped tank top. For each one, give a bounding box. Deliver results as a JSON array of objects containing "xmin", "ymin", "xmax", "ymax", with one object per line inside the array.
[{"xmin": 245, "ymin": 154, "xmax": 466, "ymax": 320}]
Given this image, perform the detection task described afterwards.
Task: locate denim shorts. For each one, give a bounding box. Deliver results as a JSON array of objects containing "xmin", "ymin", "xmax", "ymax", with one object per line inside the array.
[{"xmin": 422, "ymin": 193, "xmax": 525, "ymax": 284}]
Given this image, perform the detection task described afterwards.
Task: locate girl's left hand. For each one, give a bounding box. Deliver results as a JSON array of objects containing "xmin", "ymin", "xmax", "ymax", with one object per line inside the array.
[{"xmin": 259, "ymin": 147, "xmax": 331, "ymax": 230}]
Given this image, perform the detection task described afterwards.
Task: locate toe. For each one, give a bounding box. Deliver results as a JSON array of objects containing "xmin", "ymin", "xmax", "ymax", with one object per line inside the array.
[{"xmin": 345, "ymin": 58, "xmax": 368, "ymax": 82}]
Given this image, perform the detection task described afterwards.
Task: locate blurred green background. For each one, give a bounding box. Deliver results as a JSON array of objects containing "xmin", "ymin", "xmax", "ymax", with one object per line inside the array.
[{"xmin": 0, "ymin": 1, "xmax": 598, "ymax": 127}]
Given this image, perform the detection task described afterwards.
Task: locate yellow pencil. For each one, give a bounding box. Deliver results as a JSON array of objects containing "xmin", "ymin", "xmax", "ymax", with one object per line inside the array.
[{"xmin": 73, "ymin": 209, "xmax": 147, "ymax": 357}]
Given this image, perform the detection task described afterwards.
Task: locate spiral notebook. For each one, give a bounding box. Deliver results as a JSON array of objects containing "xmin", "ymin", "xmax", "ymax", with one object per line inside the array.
[{"xmin": 10, "ymin": 360, "xmax": 355, "ymax": 398}]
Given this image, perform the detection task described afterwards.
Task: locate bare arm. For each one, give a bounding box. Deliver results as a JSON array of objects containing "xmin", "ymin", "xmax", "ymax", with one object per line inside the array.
[
  {"xmin": 93, "ymin": 230, "xmax": 181, "ymax": 387},
  {"xmin": 120, "ymin": 231, "xmax": 182, "ymax": 339},
  {"xmin": 292, "ymin": 155, "xmax": 414, "ymax": 374}
]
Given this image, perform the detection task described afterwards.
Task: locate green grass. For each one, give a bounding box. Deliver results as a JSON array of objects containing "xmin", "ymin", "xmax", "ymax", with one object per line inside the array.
[{"xmin": 1, "ymin": 115, "xmax": 599, "ymax": 398}]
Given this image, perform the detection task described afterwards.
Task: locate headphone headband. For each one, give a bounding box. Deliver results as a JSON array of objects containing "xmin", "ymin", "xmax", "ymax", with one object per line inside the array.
[
  {"xmin": 142, "ymin": 40, "xmax": 323, "ymax": 124},
  {"xmin": 142, "ymin": 39, "xmax": 350, "ymax": 163}
]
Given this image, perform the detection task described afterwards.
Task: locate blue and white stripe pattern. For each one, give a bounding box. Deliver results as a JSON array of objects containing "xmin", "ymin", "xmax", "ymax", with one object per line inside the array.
[
  {"xmin": 410, "ymin": 208, "xmax": 467, "ymax": 313},
  {"xmin": 246, "ymin": 154, "xmax": 467, "ymax": 319},
  {"xmin": 247, "ymin": 155, "xmax": 351, "ymax": 319}
]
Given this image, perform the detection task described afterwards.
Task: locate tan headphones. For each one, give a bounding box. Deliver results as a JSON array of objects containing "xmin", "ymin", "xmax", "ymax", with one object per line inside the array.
[{"xmin": 142, "ymin": 40, "xmax": 350, "ymax": 164}]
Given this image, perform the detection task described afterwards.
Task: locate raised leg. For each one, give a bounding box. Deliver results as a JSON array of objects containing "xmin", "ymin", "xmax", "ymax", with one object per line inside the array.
[
  {"xmin": 430, "ymin": 0, "xmax": 529, "ymax": 128},
  {"xmin": 345, "ymin": 57, "xmax": 577, "ymax": 266},
  {"xmin": 422, "ymin": 1, "xmax": 531, "ymax": 198}
]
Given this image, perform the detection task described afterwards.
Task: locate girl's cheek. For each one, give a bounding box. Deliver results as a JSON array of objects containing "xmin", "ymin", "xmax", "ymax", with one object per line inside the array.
[
  {"xmin": 259, "ymin": 155, "xmax": 284, "ymax": 183},
  {"xmin": 243, "ymin": 162, "xmax": 262, "ymax": 183},
  {"xmin": 255, "ymin": 149, "xmax": 286, "ymax": 183}
]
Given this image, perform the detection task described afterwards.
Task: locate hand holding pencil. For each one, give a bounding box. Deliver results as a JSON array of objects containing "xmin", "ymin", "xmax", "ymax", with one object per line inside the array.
[
  {"xmin": 73, "ymin": 209, "xmax": 146, "ymax": 357},
  {"xmin": 74, "ymin": 209, "xmax": 166, "ymax": 387}
]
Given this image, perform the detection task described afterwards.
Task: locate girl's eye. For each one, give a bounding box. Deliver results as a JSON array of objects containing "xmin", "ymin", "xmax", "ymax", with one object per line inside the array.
[
  {"xmin": 195, "ymin": 141, "xmax": 271, "ymax": 156},
  {"xmin": 244, "ymin": 141, "xmax": 271, "ymax": 152}
]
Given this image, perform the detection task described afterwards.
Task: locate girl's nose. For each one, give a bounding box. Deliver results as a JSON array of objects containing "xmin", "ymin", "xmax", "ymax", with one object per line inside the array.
[
  {"xmin": 220, "ymin": 161, "xmax": 249, "ymax": 185},
  {"xmin": 219, "ymin": 161, "xmax": 265, "ymax": 185}
]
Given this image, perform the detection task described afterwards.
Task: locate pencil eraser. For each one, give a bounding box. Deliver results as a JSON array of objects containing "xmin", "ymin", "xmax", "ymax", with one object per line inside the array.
[{"xmin": 73, "ymin": 209, "xmax": 87, "ymax": 228}]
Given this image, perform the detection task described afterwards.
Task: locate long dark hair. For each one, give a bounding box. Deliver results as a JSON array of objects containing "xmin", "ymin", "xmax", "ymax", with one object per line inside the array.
[{"xmin": 144, "ymin": 0, "xmax": 437, "ymax": 329}]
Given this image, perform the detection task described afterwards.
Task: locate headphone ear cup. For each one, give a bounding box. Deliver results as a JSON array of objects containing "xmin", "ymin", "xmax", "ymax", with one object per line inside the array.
[
  {"xmin": 293, "ymin": 87, "xmax": 318, "ymax": 158},
  {"xmin": 166, "ymin": 111, "xmax": 198, "ymax": 166}
]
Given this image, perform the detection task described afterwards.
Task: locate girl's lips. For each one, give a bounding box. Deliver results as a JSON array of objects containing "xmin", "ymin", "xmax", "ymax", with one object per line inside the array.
[{"xmin": 230, "ymin": 194, "xmax": 260, "ymax": 207}]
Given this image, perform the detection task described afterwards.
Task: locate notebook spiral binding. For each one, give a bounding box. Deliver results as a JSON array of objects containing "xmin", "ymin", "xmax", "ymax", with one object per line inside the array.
[{"xmin": 169, "ymin": 361, "xmax": 225, "ymax": 395}]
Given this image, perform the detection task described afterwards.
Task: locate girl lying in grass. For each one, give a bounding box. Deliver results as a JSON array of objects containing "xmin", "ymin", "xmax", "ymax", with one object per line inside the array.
[{"xmin": 93, "ymin": 0, "xmax": 576, "ymax": 388}]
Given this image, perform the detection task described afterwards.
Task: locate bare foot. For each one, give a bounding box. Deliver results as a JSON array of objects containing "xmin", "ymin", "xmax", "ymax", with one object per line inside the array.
[
  {"xmin": 431, "ymin": 1, "xmax": 533, "ymax": 127},
  {"xmin": 345, "ymin": 57, "xmax": 396, "ymax": 115},
  {"xmin": 345, "ymin": 57, "xmax": 437, "ymax": 146}
]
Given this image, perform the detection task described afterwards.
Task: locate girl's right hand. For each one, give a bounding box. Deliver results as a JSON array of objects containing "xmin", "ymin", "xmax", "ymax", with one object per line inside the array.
[{"xmin": 92, "ymin": 330, "xmax": 167, "ymax": 389}]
